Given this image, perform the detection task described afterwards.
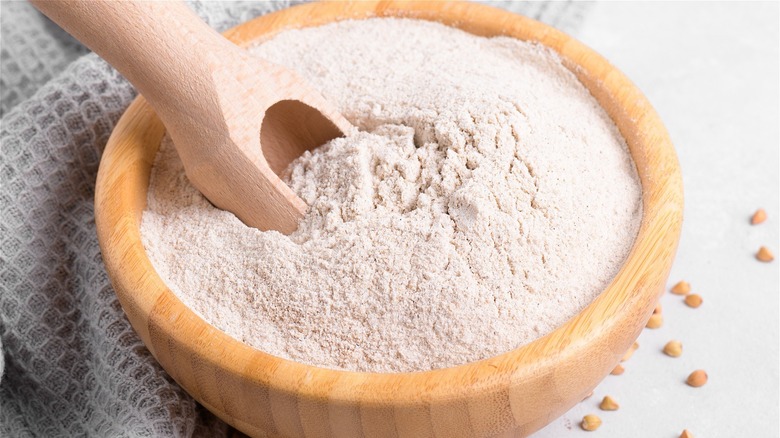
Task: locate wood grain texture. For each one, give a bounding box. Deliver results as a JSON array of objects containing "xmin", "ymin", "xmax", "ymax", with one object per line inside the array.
[
  {"xmin": 94, "ymin": 2, "xmax": 683, "ymax": 437},
  {"xmin": 32, "ymin": 0, "xmax": 352, "ymax": 234}
]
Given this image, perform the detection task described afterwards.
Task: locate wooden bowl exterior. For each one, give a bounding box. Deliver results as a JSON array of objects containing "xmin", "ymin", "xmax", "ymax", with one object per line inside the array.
[{"xmin": 94, "ymin": 2, "xmax": 683, "ymax": 437}]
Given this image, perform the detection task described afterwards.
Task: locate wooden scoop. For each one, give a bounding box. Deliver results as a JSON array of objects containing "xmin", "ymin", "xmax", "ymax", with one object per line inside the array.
[{"xmin": 31, "ymin": 0, "xmax": 352, "ymax": 234}]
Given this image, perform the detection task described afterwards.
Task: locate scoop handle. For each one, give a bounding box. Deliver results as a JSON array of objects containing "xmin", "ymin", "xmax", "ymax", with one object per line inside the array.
[
  {"xmin": 29, "ymin": 0, "xmax": 235, "ymax": 129},
  {"xmin": 28, "ymin": 0, "xmax": 309, "ymax": 234},
  {"xmin": 29, "ymin": 0, "xmax": 354, "ymax": 235}
]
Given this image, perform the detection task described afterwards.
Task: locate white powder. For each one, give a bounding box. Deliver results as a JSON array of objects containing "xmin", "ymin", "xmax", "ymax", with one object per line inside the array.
[{"xmin": 141, "ymin": 18, "xmax": 642, "ymax": 373}]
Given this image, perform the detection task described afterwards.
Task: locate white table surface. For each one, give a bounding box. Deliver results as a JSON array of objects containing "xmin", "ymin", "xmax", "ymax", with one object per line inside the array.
[{"xmin": 535, "ymin": 2, "xmax": 779, "ymax": 437}]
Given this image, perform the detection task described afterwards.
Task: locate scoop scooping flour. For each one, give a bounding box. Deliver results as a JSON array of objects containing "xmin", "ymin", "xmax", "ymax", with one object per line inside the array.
[{"xmin": 141, "ymin": 18, "xmax": 642, "ymax": 373}]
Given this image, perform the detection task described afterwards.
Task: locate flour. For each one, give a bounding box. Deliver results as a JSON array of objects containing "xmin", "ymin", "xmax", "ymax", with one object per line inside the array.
[{"xmin": 140, "ymin": 18, "xmax": 642, "ymax": 373}]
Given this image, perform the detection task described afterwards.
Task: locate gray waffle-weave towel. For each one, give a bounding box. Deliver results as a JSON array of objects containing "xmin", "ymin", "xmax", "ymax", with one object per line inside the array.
[{"xmin": 0, "ymin": 2, "xmax": 591, "ymax": 436}]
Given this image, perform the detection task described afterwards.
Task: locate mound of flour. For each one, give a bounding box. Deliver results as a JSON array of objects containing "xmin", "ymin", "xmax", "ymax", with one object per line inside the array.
[{"xmin": 141, "ymin": 18, "xmax": 642, "ymax": 373}]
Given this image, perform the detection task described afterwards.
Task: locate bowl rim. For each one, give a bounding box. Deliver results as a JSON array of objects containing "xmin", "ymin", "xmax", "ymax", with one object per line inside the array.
[{"xmin": 96, "ymin": 0, "xmax": 683, "ymax": 410}]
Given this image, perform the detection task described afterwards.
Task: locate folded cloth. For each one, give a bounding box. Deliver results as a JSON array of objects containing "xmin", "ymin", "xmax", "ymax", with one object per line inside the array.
[{"xmin": 0, "ymin": 1, "xmax": 591, "ymax": 436}]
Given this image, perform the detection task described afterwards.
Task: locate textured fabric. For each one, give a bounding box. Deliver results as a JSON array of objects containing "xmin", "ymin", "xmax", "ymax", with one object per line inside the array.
[
  {"xmin": 0, "ymin": 1, "xmax": 89, "ymax": 117},
  {"xmin": 0, "ymin": 1, "xmax": 591, "ymax": 436}
]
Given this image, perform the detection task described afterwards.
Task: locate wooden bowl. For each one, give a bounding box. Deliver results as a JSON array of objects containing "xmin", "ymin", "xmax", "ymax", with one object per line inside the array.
[{"xmin": 95, "ymin": 2, "xmax": 683, "ymax": 437}]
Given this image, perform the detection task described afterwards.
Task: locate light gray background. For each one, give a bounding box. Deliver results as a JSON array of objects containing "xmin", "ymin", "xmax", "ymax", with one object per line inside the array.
[
  {"xmin": 1, "ymin": 1, "xmax": 777, "ymax": 437},
  {"xmin": 537, "ymin": 2, "xmax": 780, "ymax": 437}
]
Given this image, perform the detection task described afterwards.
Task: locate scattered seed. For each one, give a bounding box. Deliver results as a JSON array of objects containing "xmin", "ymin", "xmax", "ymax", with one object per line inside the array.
[
  {"xmin": 581, "ymin": 414, "xmax": 602, "ymax": 431},
  {"xmin": 686, "ymin": 369, "xmax": 708, "ymax": 387},
  {"xmin": 684, "ymin": 294, "xmax": 703, "ymax": 308},
  {"xmin": 663, "ymin": 340, "xmax": 683, "ymax": 357},
  {"xmin": 680, "ymin": 429, "xmax": 694, "ymax": 438},
  {"xmin": 670, "ymin": 281, "xmax": 691, "ymax": 295},
  {"xmin": 751, "ymin": 208, "xmax": 767, "ymax": 225},
  {"xmin": 621, "ymin": 342, "xmax": 639, "ymax": 362},
  {"xmin": 756, "ymin": 246, "xmax": 775, "ymax": 262},
  {"xmin": 646, "ymin": 313, "xmax": 663, "ymax": 329},
  {"xmin": 599, "ymin": 395, "xmax": 619, "ymax": 411},
  {"xmin": 611, "ymin": 364, "xmax": 625, "ymax": 375},
  {"xmin": 653, "ymin": 303, "xmax": 662, "ymax": 314},
  {"xmin": 582, "ymin": 391, "xmax": 594, "ymax": 401}
]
